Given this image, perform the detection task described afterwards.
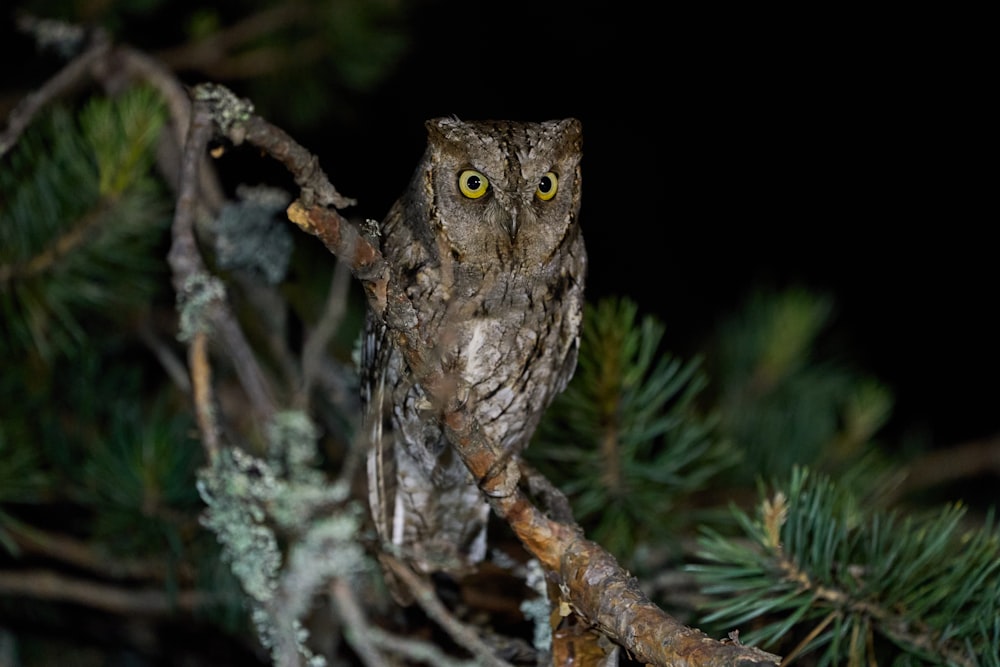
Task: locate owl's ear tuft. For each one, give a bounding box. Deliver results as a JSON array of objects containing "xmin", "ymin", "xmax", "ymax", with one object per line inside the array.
[
  {"xmin": 557, "ymin": 118, "xmax": 582, "ymax": 142},
  {"xmin": 425, "ymin": 118, "xmax": 445, "ymax": 139},
  {"xmin": 559, "ymin": 118, "xmax": 583, "ymax": 150},
  {"xmin": 426, "ymin": 117, "xmax": 463, "ymax": 140},
  {"xmin": 545, "ymin": 118, "xmax": 582, "ymax": 157}
]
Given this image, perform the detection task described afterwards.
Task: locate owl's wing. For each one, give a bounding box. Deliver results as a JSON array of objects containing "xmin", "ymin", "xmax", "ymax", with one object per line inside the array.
[
  {"xmin": 363, "ymin": 312, "xmax": 490, "ymax": 583},
  {"xmin": 362, "ymin": 315, "xmax": 396, "ymax": 549},
  {"xmin": 363, "ymin": 315, "xmax": 424, "ymax": 606},
  {"xmin": 553, "ymin": 240, "xmax": 588, "ymax": 395}
]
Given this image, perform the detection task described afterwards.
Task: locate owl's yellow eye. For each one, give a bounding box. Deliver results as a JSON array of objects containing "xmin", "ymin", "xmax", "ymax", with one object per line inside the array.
[
  {"xmin": 536, "ymin": 172, "xmax": 558, "ymax": 201},
  {"xmin": 458, "ymin": 170, "xmax": 489, "ymax": 199}
]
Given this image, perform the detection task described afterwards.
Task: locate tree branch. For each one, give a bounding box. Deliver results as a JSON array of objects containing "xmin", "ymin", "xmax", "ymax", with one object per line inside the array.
[
  {"xmin": 154, "ymin": 3, "xmax": 315, "ymax": 78},
  {"xmin": 332, "ymin": 577, "xmax": 493, "ymax": 667},
  {"xmin": 3, "ymin": 18, "xmax": 225, "ymax": 213},
  {"xmin": 897, "ymin": 435, "xmax": 1000, "ymax": 498},
  {"xmin": 0, "ymin": 24, "xmax": 110, "ymax": 157},
  {"xmin": 0, "ymin": 569, "xmax": 212, "ymax": 616},
  {"xmin": 300, "ymin": 258, "xmax": 353, "ymax": 405},
  {"xmin": 383, "ymin": 556, "xmax": 517, "ymax": 667},
  {"xmin": 167, "ymin": 96, "xmax": 278, "ymax": 445},
  {"xmin": 0, "ymin": 518, "xmax": 193, "ymax": 583}
]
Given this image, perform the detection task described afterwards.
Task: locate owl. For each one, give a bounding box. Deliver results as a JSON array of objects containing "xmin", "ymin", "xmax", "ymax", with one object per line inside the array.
[{"xmin": 363, "ymin": 117, "xmax": 586, "ymax": 585}]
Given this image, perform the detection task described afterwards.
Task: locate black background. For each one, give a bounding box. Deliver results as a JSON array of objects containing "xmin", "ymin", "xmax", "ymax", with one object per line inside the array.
[
  {"xmin": 324, "ymin": 3, "xmax": 994, "ymax": 449},
  {"xmin": 3, "ymin": 3, "xmax": 993, "ymax": 449}
]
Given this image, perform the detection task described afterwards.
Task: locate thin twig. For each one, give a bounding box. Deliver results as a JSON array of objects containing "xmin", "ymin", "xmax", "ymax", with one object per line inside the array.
[
  {"xmin": 155, "ymin": 3, "xmax": 312, "ymax": 75},
  {"xmin": 138, "ymin": 318, "xmax": 192, "ymax": 395},
  {"xmin": 214, "ymin": 309, "xmax": 278, "ymax": 420},
  {"xmin": 518, "ymin": 460, "xmax": 576, "ymax": 525},
  {"xmin": 364, "ymin": 628, "xmax": 485, "ymax": 667},
  {"xmin": 190, "ymin": 332, "xmax": 220, "ymax": 461},
  {"xmin": 383, "ymin": 556, "xmax": 516, "ymax": 667},
  {"xmin": 329, "ymin": 579, "xmax": 390, "ymax": 667},
  {"xmin": 240, "ymin": 115, "xmax": 357, "ymax": 211},
  {"xmin": 0, "ymin": 517, "xmax": 193, "ymax": 582},
  {"xmin": 171, "ymin": 40, "xmax": 328, "ymax": 81},
  {"xmin": 234, "ymin": 272, "xmax": 302, "ymax": 393},
  {"xmin": 118, "ymin": 45, "xmax": 225, "ymax": 213},
  {"xmin": 301, "ymin": 258, "xmax": 353, "ymax": 404},
  {"xmin": 168, "ymin": 97, "xmax": 277, "ymax": 436},
  {"xmin": 780, "ymin": 610, "xmax": 838, "ymax": 666},
  {"xmin": 333, "ymin": 578, "xmax": 492, "ymax": 667},
  {"xmin": 895, "ymin": 435, "xmax": 1000, "ymax": 500},
  {"xmin": 0, "ymin": 569, "xmax": 212, "ymax": 615},
  {"xmin": 0, "ymin": 29, "xmax": 109, "ymax": 157}
]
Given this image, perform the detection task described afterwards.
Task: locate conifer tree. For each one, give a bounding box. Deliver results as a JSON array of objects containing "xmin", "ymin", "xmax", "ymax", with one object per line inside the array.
[{"xmin": 1, "ymin": 7, "xmax": 996, "ymax": 667}]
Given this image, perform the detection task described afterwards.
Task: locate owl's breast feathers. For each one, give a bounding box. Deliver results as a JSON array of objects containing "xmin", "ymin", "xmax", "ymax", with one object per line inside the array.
[
  {"xmin": 381, "ymin": 195, "xmax": 585, "ymax": 432},
  {"xmin": 392, "ymin": 219, "xmax": 586, "ymax": 451}
]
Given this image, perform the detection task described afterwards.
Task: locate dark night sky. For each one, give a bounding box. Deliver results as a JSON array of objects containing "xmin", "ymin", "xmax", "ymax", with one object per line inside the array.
[
  {"xmin": 322, "ymin": 4, "xmax": 994, "ymax": 448},
  {"xmin": 2, "ymin": 3, "xmax": 992, "ymax": 448}
]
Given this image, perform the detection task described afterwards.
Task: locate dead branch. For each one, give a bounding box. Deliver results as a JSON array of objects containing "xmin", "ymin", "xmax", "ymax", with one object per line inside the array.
[
  {"xmin": 194, "ymin": 84, "xmax": 781, "ymax": 667},
  {"xmin": 384, "ymin": 556, "xmax": 517, "ymax": 667},
  {"xmin": 300, "ymin": 258, "xmax": 353, "ymax": 405},
  {"xmin": 167, "ymin": 97, "xmax": 277, "ymax": 440},
  {"xmin": 154, "ymin": 3, "xmax": 320, "ymax": 79},
  {"xmin": 897, "ymin": 435, "xmax": 1000, "ymax": 499},
  {"xmin": 0, "ymin": 569, "xmax": 212, "ymax": 615},
  {"xmin": 190, "ymin": 331, "xmax": 220, "ymax": 461},
  {"xmin": 115, "ymin": 45, "xmax": 226, "ymax": 214},
  {"xmin": 137, "ymin": 317, "xmax": 193, "ymax": 395},
  {"xmin": 3, "ymin": 19, "xmax": 225, "ymax": 214},
  {"xmin": 0, "ymin": 26, "xmax": 110, "ymax": 157},
  {"xmin": 331, "ymin": 577, "xmax": 494, "ymax": 667},
  {"xmin": 0, "ymin": 519, "xmax": 193, "ymax": 583}
]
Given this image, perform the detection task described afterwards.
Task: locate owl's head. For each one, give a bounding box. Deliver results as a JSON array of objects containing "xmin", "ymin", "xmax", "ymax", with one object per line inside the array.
[{"xmin": 418, "ymin": 117, "xmax": 583, "ymax": 267}]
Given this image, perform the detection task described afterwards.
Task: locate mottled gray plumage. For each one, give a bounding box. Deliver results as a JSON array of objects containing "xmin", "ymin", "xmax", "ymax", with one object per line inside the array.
[{"xmin": 363, "ymin": 118, "xmax": 586, "ymax": 581}]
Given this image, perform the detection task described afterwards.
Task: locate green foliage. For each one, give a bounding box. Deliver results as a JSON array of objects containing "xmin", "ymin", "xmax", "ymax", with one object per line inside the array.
[
  {"xmin": 0, "ymin": 415, "xmax": 45, "ymax": 507},
  {"xmin": 240, "ymin": 0, "xmax": 410, "ymax": 128},
  {"xmin": 531, "ymin": 297, "xmax": 732, "ymax": 557},
  {"xmin": 81, "ymin": 87, "xmax": 165, "ymax": 197},
  {"xmin": 83, "ymin": 397, "xmax": 202, "ymax": 556},
  {"xmin": 0, "ymin": 427, "xmax": 46, "ymax": 554},
  {"xmin": 0, "ymin": 340, "xmax": 205, "ymax": 557},
  {"xmin": 712, "ymin": 289, "xmax": 894, "ymax": 481},
  {"xmin": 690, "ymin": 467, "xmax": 999, "ymax": 666},
  {"xmin": 325, "ymin": 0, "xmax": 409, "ymax": 92},
  {"xmin": 0, "ymin": 86, "xmax": 170, "ymax": 359}
]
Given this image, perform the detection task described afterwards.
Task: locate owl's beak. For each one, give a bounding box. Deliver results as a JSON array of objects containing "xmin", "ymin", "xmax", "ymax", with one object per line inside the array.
[{"xmin": 502, "ymin": 207, "xmax": 520, "ymax": 240}]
